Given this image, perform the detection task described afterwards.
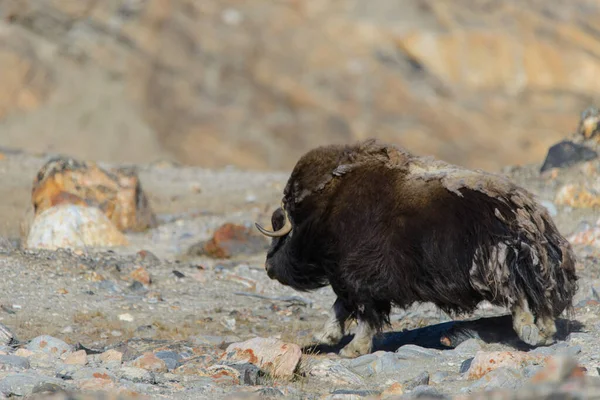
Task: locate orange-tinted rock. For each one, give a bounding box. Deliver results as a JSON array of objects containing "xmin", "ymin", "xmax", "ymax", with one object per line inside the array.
[
  {"xmin": 530, "ymin": 356, "xmax": 586, "ymax": 384},
  {"xmin": 31, "ymin": 157, "xmax": 157, "ymax": 232},
  {"xmin": 100, "ymin": 349, "xmax": 124, "ymax": 364},
  {"xmin": 86, "ymin": 271, "xmax": 106, "ymax": 282},
  {"xmin": 132, "ymin": 352, "xmax": 168, "ymax": 373},
  {"xmin": 14, "ymin": 349, "xmax": 34, "ymax": 358},
  {"xmin": 136, "ymin": 250, "xmax": 160, "ymax": 264},
  {"xmin": 578, "ymin": 107, "xmax": 600, "ymax": 142},
  {"xmin": 189, "ymin": 223, "xmax": 268, "ymax": 259},
  {"xmin": 205, "ymin": 365, "xmax": 241, "ymax": 385},
  {"xmin": 115, "ymin": 388, "xmax": 149, "ymax": 399},
  {"xmin": 77, "ymin": 378, "xmax": 116, "ymax": 391},
  {"xmin": 173, "ymin": 356, "xmax": 217, "ymax": 375},
  {"xmin": 381, "ymin": 382, "xmax": 405, "ymax": 397},
  {"xmin": 64, "ymin": 350, "xmax": 88, "ymax": 365},
  {"xmin": 222, "ymin": 337, "xmax": 301, "ymax": 379},
  {"xmin": 131, "ymin": 266, "xmax": 152, "ymax": 286},
  {"xmin": 555, "ymin": 184, "xmax": 600, "ymax": 208},
  {"xmin": 467, "ymin": 351, "xmax": 548, "ymax": 380},
  {"xmin": 568, "ymin": 218, "xmax": 600, "ymax": 250}
]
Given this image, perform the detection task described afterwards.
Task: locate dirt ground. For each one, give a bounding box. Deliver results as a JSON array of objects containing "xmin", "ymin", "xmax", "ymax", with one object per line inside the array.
[{"xmin": 0, "ymin": 147, "xmax": 598, "ymax": 399}]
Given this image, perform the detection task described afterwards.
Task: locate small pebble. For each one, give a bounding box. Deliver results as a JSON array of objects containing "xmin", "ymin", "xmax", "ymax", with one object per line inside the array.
[
  {"xmin": 119, "ymin": 366, "xmax": 155, "ymax": 384},
  {"xmin": 172, "ymin": 270, "xmax": 185, "ymax": 278},
  {"xmin": 395, "ymin": 344, "xmax": 440, "ymax": 359},
  {"xmin": 61, "ymin": 326, "xmax": 74, "ymax": 334},
  {"xmin": 0, "ymin": 373, "xmax": 65, "ymax": 397},
  {"xmin": 460, "ymin": 358, "xmax": 473, "ymax": 374},
  {"xmin": 409, "ymin": 385, "xmax": 441, "ymax": 397},
  {"xmin": 64, "ymin": 350, "xmax": 87, "ymax": 366},
  {"xmin": 221, "ymin": 317, "xmax": 236, "ymax": 331},
  {"xmin": 100, "ymin": 350, "xmax": 123, "ymax": 364},
  {"xmin": 14, "ymin": 349, "xmax": 34, "ymax": 358},
  {"xmin": 132, "ymin": 352, "xmax": 167, "ymax": 373},
  {"xmin": 430, "ymin": 370, "xmax": 451, "ymax": 384},
  {"xmin": 26, "ymin": 336, "xmax": 72, "ymax": 358},
  {"xmin": 155, "ymin": 351, "xmax": 181, "ymax": 371},
  {"xmin": 119, "ymin": 314, "xmax": 134, "ymax": 322},
  {"xmin": 450, "ymin": 338, "xmax": 483, "ymax": 357},
  {"xmin": 0, "ymin": 355, "xmax": 30, "ymax": 370},
  {"xmin": 303, "ymin": 358, "xmax": 364, "ymax": 385},
  {"xmin": 464, "ymin": 367, "xmax": 523, "ymax": 393},
  {"xmin": 404, "ymin": 371, "xmax": 430, "ymax": 390},
  {"xmin": 72, "ymin": 367, "xmax": 116, "ymax": 382},
  {"xmin": 223, "ymin": 362, "xmax": 265, "ymax": 385},
  {"xmin": 522, "ymin": 365, "xmax": 544, "ymax": 378},
  {"xmin": 327, "ymin": 389, "xmax": 382, "ymax": 399}
]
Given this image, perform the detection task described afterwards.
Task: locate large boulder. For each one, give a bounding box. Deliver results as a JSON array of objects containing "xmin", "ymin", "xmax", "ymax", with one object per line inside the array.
[{"xmin": 31, "ymin": 156, "xmax": 156, "ymax": 232}]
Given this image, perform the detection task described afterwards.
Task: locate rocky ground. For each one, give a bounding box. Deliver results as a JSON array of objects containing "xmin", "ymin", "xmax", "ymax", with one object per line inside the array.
[{"xmin": 0, "ymin": 143, "xmax": 598, "ymax": 400}]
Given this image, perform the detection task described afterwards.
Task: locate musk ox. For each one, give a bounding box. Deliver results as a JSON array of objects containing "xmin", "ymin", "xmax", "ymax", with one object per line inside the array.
[{"xmin": 255, "ymin": 139, "xmax": 578, "ymax": 357}]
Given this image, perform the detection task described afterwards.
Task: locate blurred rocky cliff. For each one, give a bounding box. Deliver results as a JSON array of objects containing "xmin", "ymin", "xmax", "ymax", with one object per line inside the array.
[{"xmin": 1, "ymin": 0, "xmax": 600, "ymax": 171}]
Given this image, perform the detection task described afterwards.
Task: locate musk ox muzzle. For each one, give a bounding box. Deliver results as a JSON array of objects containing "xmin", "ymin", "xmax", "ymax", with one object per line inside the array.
[{"xmin": 265, "ymin": 261, "xmax": 276, "ymax": 279}]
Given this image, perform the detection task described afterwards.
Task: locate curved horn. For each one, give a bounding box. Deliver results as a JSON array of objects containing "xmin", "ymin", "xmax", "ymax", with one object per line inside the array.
[{"xmin": 255, "ymin": 203, "xmax": 292, "ymax": 238}]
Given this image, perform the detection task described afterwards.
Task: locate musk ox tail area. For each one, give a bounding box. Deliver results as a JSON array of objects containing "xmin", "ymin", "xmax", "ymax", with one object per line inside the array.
[
  {"xmin": 405, "ymin": 147, "xmax": 578, "ymax": 325},
  {"xmin": 463, "ymin": 188, "xmax": 578, "ymax": 328}
]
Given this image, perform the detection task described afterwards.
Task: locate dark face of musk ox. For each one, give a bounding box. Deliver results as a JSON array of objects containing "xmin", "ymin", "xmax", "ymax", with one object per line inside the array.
[
  {"xmin": 258, "ymin": 207, "xmax": 290, "ymax": 281},
  {"xmin": 256, "ymin": 205, "xmax": 331, "ymax": 292}
]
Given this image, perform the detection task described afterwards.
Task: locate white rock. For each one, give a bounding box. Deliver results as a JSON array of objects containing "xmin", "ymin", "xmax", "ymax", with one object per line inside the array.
[
  {"xmin": 118, "ymin": 313, "xmax": 134, "ymax": 322},
  {"xmin": 223, "ymin": 337, "xmax": 301, "ymax": 378},
  {"xmin": 26, "ymin": 336, "xmax": 72, "ymax": 359},
  {"xmin": 25, "ymin": 204, "xmax": 128, "ymax": 250},
  {"xmin": 303, "ymin": 358, "xmax": 364, "ymax": 385}
]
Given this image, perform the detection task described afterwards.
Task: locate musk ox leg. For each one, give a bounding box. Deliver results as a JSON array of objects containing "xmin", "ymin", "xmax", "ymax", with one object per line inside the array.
[
  {"xmin": 313, "ymin": 298, "xmax": 350, "ymax": 346},
  {"xmin": 535, "ymin": 315, "xmax": 558, "ymax": 345},
  {"xmin": 339, "ymin": 318, "xmax": 375, "ymax": 358},
  {"xmin": 511, "ymin": 298, "xmax": 555, "ymax": 346}
]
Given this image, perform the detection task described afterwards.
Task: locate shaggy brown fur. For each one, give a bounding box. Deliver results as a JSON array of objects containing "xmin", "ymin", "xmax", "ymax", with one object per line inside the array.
[{"xmin": 257, "ymin": 139, "xmax": 578, "ymax": 357}]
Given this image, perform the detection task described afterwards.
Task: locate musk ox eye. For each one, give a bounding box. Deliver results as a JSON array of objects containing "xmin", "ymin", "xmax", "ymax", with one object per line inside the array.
[{"xmin": 271, "ymin": 208, "xmax": 286, "ymax": 230}]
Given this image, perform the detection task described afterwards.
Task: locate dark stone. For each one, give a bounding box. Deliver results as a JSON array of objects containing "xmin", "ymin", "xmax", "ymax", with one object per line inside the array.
[
  {"xmin": 404, "ymin": 371, "xmax": 430, "ymax": 390},
  {"xmin": 330, "ymin": 389, "xmax": 382, "ymax": 397},
  {"xmin": 172, "ymin": 270, "xmax": 186, "ymax": 278},
  {"xmin": 254, "ymin": 387, "xmax": 285, "ymax": 398},
  {"xmin": 459, "ymin": 358, "xmax": 473, "ymax": 374},
  {"xmin": 0, "ymin": 374, "xmax": 66, "ymax": 397},
  {"xmin": 95, "ymin": 280, "xmax": 122, "ymax": 294},
  {"xmin": 128, "ymin": 280, "xmax": 147, "ymax": 293},
  {"xmin": 409, "ymin": 385, "xmax": 446, "ymax": 398},
  {"xmin": 224, "ymin": 363, "xmax": 266, "ymax": 385},
  {"xmin": 136, "ymin": 250, "xmax": 160, "ymax": 265},
  {"xmin": 155, "ymin": 351, "xmax": 182, "ymax": 371},
  {"xmin": 540, "ymin": 140, "xmax": 598, "ymax": 173},
  {"xmin": 0, "ymin": 355, "xmax": 30, "ymax": 370},
  {"xmin": 73, "ymin": 343, "xmax": 104, "ymax": 355},
  {"xmin": 32, "ymin": 382, "xmax": 66, "ymax": 394}
]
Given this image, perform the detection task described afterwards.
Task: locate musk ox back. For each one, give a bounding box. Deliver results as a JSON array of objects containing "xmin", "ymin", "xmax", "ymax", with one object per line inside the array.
[{"xmin": 255, "ymin": 139, "xmax": 578, "ymax": 358}]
